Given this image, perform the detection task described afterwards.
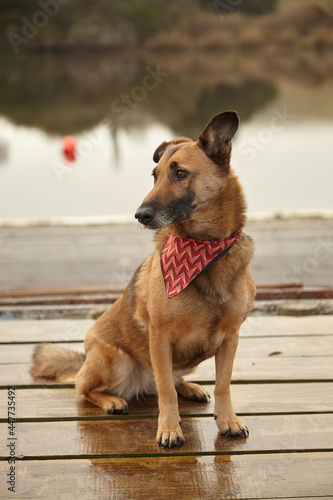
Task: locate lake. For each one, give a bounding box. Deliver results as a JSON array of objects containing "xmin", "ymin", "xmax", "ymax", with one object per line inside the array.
[{"xmin": 0, "ymin": 50, "xmax": 332, "ymax": 223}]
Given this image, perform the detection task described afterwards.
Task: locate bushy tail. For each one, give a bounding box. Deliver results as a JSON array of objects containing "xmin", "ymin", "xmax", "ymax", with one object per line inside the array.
[{"xmin": 30, "ymin": 343, "xmax": 86, "ymax": 383}]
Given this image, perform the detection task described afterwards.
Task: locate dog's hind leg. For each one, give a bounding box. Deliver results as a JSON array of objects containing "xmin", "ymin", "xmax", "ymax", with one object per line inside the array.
[
  {"xmin": 75, "ymin": 343, "xmax": 155, "ymax": 414},
  {"xmin": 84, "ymin": 391, "xmax": 128, "ymax": 415},
  {"xmin": 75, "ymin": 347, "xmax": 129, "ymax": 415},
  {"xmin": 175, "ymin": 377, "xmax": 210, "ymax": 403}
]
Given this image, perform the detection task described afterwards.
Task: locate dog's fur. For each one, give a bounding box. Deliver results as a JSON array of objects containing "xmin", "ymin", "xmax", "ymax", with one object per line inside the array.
[{"xmin": 31, "ymin": 111, "xmax": 255, "ymax": 447}]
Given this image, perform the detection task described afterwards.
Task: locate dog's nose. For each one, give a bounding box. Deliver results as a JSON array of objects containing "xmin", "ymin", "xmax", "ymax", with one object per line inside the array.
[{"xmin": 135, "ymin": 206, "xmax": 155, "ymax": 226}]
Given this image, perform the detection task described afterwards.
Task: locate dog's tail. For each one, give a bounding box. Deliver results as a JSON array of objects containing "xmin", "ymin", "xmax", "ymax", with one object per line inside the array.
[{"xmin": 30, "ymin": 344, "xmax": 86, "ymax": 383}]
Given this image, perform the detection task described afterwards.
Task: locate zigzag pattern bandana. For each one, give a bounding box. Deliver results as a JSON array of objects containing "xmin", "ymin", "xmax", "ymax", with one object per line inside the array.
[{"xmin": 161, "ymin": 227, "xmax": 243, "ymax": 298}]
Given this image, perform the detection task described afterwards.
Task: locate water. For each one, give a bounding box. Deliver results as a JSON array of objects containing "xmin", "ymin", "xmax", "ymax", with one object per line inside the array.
[{"xmin": 1, "ymin": 50, "xmax": 332, "ymax": 222}]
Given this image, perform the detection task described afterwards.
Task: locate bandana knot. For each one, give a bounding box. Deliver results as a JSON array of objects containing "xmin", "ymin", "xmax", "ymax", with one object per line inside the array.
[{"xmin": 161, "ymin": 227, "xmax": 243, "ymax": 298}]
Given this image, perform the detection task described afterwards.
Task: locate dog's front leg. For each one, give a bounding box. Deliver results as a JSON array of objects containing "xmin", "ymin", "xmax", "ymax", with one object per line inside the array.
[
  {"xmin": 149, "ymin": 328, "xmax": 185, "ymax": 448},
  {"xmin": 214, "ymin": 330, "xmax": 249, "ymax": 438}
]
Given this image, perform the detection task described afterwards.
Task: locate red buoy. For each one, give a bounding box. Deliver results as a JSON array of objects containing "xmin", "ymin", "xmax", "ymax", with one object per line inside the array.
[{"xmin": 62, "ymin": 136, "xmax": 76, "ymax": 162}]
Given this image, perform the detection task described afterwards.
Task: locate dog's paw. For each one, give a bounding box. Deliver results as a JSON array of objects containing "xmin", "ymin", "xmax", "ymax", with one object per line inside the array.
[
  {"xmin": 214, "ymin": 414, "xmax": 249, "ymax": 438},
  {"xmin": 176, "ymin": 380, "xmax": 210, "ymax": 403},
  {"xmin": 190, "ymin": 384, "xmax": 211, "ymax": 403},
  {"xmin": 105, "ymin": 396, "xmax": 128, "ymax": 415},
  {"xmin": 156, "ymin": 425, "xmax": 185, "ymax": 448}
]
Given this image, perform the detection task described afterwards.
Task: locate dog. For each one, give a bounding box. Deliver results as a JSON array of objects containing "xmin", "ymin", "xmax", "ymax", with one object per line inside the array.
[{"xmin": 31, "ymin": 111, "xmax": 255, "ymax": 448}]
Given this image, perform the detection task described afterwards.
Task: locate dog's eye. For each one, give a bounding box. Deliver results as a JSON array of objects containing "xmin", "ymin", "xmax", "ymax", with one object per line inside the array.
[
  {"xmin": 176, "ymin": 170, "xmax": 187, "ymax": 179},
  {"xmin": 152, "ymin": 170, "xmax": 157, "ymax": 184}
]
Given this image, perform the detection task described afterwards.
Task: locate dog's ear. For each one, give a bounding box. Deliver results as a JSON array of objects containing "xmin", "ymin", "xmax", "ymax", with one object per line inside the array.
[
  {"xmin": 153, "ymin": 141, "xmax": 170, "ymax": 163},
  {"xmin": 197, "ymin": 111, "xmax": 239, "ymax": 168},
  {"xmin": 153, "ymin": 138, "xmax": 192, "ymax": 163}
]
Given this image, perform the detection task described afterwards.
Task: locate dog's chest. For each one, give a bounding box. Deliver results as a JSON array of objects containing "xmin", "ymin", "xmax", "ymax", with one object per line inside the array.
[{"xmin": 172, "ymin": 324, "xmax": 224, "ymax": 369}]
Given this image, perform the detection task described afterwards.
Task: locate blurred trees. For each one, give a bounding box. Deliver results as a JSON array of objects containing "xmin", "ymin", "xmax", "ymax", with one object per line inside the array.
[
  {"xmin": 0, "ymin": 0, "xmax": 199, "ymax": 49},
  {"xmin": 240, "ymin": 0, "xmax": 278, "ymax": 14},
  {"xmin": 0, "ymin": 0, "xmax": 331, "ymax": 52},
  {"xmin": 200, "ymin": 0, "xmax": 278, "ymax": 15},
  {"xmin": 0, "ymin": 0, "xmax": 278, "ymax": 51},
  {"xmin": 0, "ymin": 51, "xmax": 278, "ymax": 135},
  {"xmin": 125, "ymin": 0, "xmax": 198, "ymax": 42},
  {"xmin": 125, "ymin": 1, "xmax": 165, "ymax": 42}
]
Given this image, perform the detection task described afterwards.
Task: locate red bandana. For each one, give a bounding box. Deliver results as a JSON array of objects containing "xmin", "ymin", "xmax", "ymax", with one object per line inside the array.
[{"xmin": 161, "ymin": 227, "xmax": 243, "ymax": 298}]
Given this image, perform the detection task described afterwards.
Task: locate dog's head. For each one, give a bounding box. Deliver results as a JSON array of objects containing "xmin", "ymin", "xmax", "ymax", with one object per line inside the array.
[{"xmin": 135, "ymin": 111, "xmax": 240, "ymax": 231}]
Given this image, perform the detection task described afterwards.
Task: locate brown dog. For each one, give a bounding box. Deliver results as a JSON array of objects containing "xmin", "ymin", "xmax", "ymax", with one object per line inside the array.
[{"xmin": 31, "ymin": 111, "xmax": 255, "ymax": 447}]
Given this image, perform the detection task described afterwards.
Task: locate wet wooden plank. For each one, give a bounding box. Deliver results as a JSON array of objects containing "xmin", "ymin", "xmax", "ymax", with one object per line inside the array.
[
  {"xmin": 2, "ymin": 355, "xmax": 333, "ymax": 387},
  {"xmin": 227, "ymin": 356, "xmax": 333, "ymax": 383},
  {"xmin": 240, "ymin": 315, "xmax": 333, "ymax": 337},
  {"xmin": 1, "ymin": 383, "xmax": 333, "ymax": 420},
  {"xmin": 238, "ymin": 335, "xmax": 333, "ymax": 357},
  {"xmin": 1, "ymin": 453, "xmax": 332, "ymax": 500},
  {"xmin": 2, "ymin": 335, "xmax": 333, "ymax": 364},
  {"xmin": 1, "ymin": 316, "xmax": 332, "ymax": 344},
  {"xmin": 1, "ymin": 414, "xmax": 332, "ymax": 458},
  {"xmin": 0, "ymin": 319, "xmax": 92, "ymax": 343}
]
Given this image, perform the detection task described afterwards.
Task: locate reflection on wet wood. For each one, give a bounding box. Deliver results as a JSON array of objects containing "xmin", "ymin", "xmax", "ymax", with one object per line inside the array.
[
  {"xmin": 1, "ymin": 315, "xmax": 333, "ymax": 499},
  {"xmin": 1, "ymin": 414, "xmax": 332, "ymax": 459},
  {"xmin": 1, "ymin": 382, "xmax": 333, "ymax": 420},
  {"xmin": 0, "ymin": 453, "xmax": 332, "ymax": 499}
]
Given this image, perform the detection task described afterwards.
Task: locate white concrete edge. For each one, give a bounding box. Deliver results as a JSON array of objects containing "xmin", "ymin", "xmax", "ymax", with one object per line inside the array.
[
  {"xmin": 0, "ymin": 210, "xmax": 333, "ymax": 227},
  {"xmin": 0, "ymin": 215, "xmax": 137, "ymax": 227}
]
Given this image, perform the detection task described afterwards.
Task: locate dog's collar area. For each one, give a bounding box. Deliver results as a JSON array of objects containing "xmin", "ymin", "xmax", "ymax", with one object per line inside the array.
[{"xmin": 160, "ymin": 227, "xmax": 243, "ymax": 298}]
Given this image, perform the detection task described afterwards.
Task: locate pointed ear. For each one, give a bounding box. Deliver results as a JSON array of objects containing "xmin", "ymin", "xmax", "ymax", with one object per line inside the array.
[
  {"xmin": 197, "ymin": 111, "xmax": 239, "ymax": 168},
  {"xmin": 153, "ymin": 141, "xmax": 170, "ymax": 163}
]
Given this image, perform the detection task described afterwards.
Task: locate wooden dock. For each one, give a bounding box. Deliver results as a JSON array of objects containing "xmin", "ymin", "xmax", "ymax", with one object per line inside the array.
[{"xmin": 1, "ymin": 315, "xmax": 333, "ymax": 499}]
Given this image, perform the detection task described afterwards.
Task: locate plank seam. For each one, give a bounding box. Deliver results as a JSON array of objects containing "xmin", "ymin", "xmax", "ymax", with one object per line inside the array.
[
  {"xmin": 1, "ymin": 411, "xmax": 333, "ymax": 424},
  {"xmin": 2, "ymin": 379, "xmax": 333, "ymax": 390},
  {"xmin": 1, "ymin": 448, "xmax": 333, "ymax": 462},
  {"xmin": 1, "ymin": 333, "xmax": 332, "ymax": 345}
]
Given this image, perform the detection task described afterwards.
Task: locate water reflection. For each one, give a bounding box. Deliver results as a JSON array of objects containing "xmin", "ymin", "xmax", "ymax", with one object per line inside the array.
[
  {"xmin": 0, "ymin": 138, "xmax": 9, "ymax": 164},
  {"xmin": 1, "ymin": 50, "xmax": 333, "ymax": 219},
  {"xmin": 77, "ymin": 414, "xmax": 241, "ymax": 497},
  {"xmin": 0, "ymin": 51, "xmax": 279, "ymax": 136},
  {"xmin": 87, "ymin": 455, "xmax": 240, "ymax": 499},
  {"xmin": 1, "ymin": 50, "xmax": 332, "ymax": 138}
]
